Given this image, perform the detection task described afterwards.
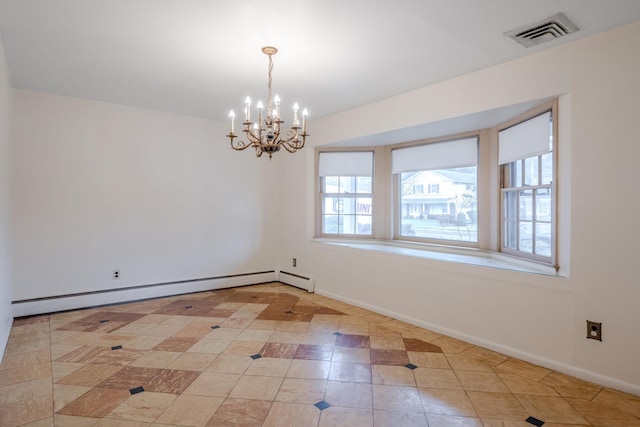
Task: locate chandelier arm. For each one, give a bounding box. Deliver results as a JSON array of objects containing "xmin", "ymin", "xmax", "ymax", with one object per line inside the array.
[{"xmin": 230, "ymin": 138, "xmax": 258, "ymax": 151}]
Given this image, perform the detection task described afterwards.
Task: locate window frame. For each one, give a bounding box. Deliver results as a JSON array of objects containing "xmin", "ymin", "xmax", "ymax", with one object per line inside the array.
[
  {"xmin": 390, "ymin": 131, "xmax": 481, "ymax": 248},
  {"xmin": 314, "ymin": 100, "xmax": 560, "ymax": 271},
  {"xmin": 498, "ymin": 102, "xmax": 558, "ymax": 268},
  {"xmin": 316, "ymin": 148, "xmax": 375, "ymax": 239}
]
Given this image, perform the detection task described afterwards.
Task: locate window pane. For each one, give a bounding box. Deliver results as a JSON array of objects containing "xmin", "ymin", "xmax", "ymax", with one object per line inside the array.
[
  {"xmin": 524, "ymin": 156, "xmax": 538, "ymax": 186},
  {"xmin": 535, "ymin": 188, "xmax": 551, "ymax": 222},
  {"xmin": 322, "ymin": 197, "xmax": 337, "ymax": 214},
  {"xmin": 323, "ymin": 176, "xmax": 339, "ymax": 192},
  {"xmin": 503, "ymin": 191, "xmax": 517, "ymax": 220},
  {"xmin": 356, "ymin": 215, "xmax": 372, "ymax": 235},
  {"xmin": 541, "ymin": 152, "xmax": 553, "ymax": 185},
  {"xmin": 322, "ymin": 215, "xmax": 341, "ymax": 234},
  {"xmin": 519, "ymin": 190, "xmax": 533, "ymax": 220},
  {"xmin": 340, "ymin": 197, "xmax": 355, "ymax": 215},
  {"xmin": 342, "ymin": 214, "xmax": 356, "ymax": 234},
  {"xmin": 338, "ymin": 176, "xmax": 355, "ymax": 193},
  {"xmin": 515, "ymin": 160, "xmax": 522, "ymax": 187},
  {"xmin": 504, "ymin": 220, "xmax": 518, "ymax": 249},
  {"xmin": 399, "ymin": 167, "xmax": 477, "ymax": 242},
  {"xmin": 356, "ymin": 177, "xmax": 372, "ymax": 193},
  {"xmin": 519, "ymin": 222, "xmax": 533, "ymax": 253},
  {"xmin": 535, "ymin": 223, "xmax": 552, "ymax": 257}
]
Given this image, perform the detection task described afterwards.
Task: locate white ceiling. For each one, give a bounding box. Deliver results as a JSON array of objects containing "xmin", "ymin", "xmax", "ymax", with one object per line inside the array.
[{"xmin": 1, "ymin": 0, "xmax": 640, "ymax": 122}]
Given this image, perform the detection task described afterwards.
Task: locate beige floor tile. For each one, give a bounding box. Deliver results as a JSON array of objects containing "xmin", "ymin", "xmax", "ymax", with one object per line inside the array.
[
  {"xmin": 128, "ymin": 350, "xmax": 182, "ymax": 369},
  {"xmin": 418, "ymin": 388, "xmax": 477, "ymax": 417},
  {"xmin": 187, "ymin": 338, "xmax": 232, "ymax": 354},
  {"xmin": 268, "ymin": 331, "xmax": 306, "ymax": 344},
  {"xmin": 301, "ymin": 333, "xmax": 337, "ymax": 346},
  {"xmin": 228, "ymin": 375, "xmax": 284, "ymax": 401},
  {"xmin": 466, "ymin": 391, "xmax": 528, "ymax": 420},
  {"xmin": 567, "ymin": 397, "xmax": 640, "ymax": 427},
  {"xmin": 516, "ymin": 395, "xmax": 589, "ymax": 424},
  {"xmin": 53, "ymin": 414, "xmax": 99, "ymax": 426},
  {"xmin": 166, "ymin": 352, "xmax": 217, "ymax": 372},
  {"xmin": 402, "ymin": 328, "xmax": 443, "ymax": 343},
  {"xmin": 0, "ymin": 377, "xmax": 53, "ymax": 405},
  {"xmin": 245, "ymin": 357, "xmax": 292, "ymax": 377},
  {"xmin": 95, "ymin": 418, "xmax": 151, "ymax": 426},
  {"xmin": 0, "ymin": 394, "xmax": 53, "ymax": 426},
  {"xmin": 4, "ymin": 339, "xmax": 51, "ymax": 356},
  {"xmin": 154, "ymin": 394, "xmax": 223, "ymax": 426},
  {"xmin": 592, "ymin": 387, "xmax": 640, "ymax": 417},
  {"xmin": 498, "ymin": 373, "xmax": 559, "ymax": 396},
  {"xmin": 51, "ymin": 344, "xmax": 82, "ymax": 360},
  {"xmin": 372, "ymin": 365, "xmax": 416, "ymax": 386},
  {"xmin": 328, "ymin": 362, "xmax": 372, "ymax": 383},
  {"xmin": 286, "ymin": 359, "xmax": 331, "ymax": 380},
  {"xmin": 235, "ymin": 328, "xmax": 275, "ymax": 342},
  {"xmin": 430, "ymin": 336, "xmax": 474, "ymax": 354},
  {"xmin": 0, "ymin": 349, "xmax": 51, "ymax": 370},
  {"xmin": 52, "ymin": 362, "xmax": 85, "ymax": 382},
  {"xmin": 107, "ymin": 391, "xmax": 177, "ymax": 423},
  {"xmin": 276, "ymin": 322, "xmax": 310, "ymax": 334},
  {"xmin": 183, "ymin": 372, "xmax": 241, "ymax": 397},
  {"xmin": 372, "ymin": 384, "xmax": 424, "ymax": 413},
  {"xmin": 426, "ymin": 414, "xmax": 483, "ymax": 427},
  {"xmin": 408, "ymin": 351, "xmax": 450, "ymax": 369},
  {"xmin": 325, "ymin": 381, "xmax": 373, "ymax": 409},
  {"xmin": 246, "ymin": 320, "xmax": 282, "ymax": 330},
  {"xmin": 53, "ymin": 384, "xmax": 92, "ymax": 412},
  {"xmin": 456, "ymin": 371, "xmax": 510, "ymax": 393},
  {"xmin": 373, "ymin": 410, "xmax": 428, "ymax": 427},
  {"xmin": 495, "ymin": 358, "xmax": 552, "ymax": 382},
  {"xmin": 0, "ymin": 361, "xmax": 52, "ymax": 386},
  {"xmin": 206, "ymin": 327, "xmax": 243, "ymax": 340},
  {"xmin": 223, "ymin": 340, "xmax": 266, "ymax": 356},
  {"xmin": 369, "ymin": 335, "xmax": 406, "ymax": 350},
  {"xmin": 445, "ymin": 354, "xmax": 494, "ymax": 373},
  {"xmin": 413, "ymin": 367, "xmax": 462, "ymax": 390},
  {"xmin": 539, "ymin": 371, "xmax": 602, "ymax": 399},
  {"xmin": 275, "ymin": 378, "xmax": 327, "ymax": 404},
  {"xmin": 206, "ymin": 355, "xmax": 252, "ymax": 374},
  {"xmin": 319, "ymin": 406, "xmax": 373, "ymax": 427},
  {"xmin": 461, "ymin": 346, "xmax": 509, "ymax": 366},
  {"xmin": 331, "ymin": 347, "xmax": 371, "ymax": 364},
  {"xmin": 261, "ymin": 401, "xmax": 321, "ymax": 427}
]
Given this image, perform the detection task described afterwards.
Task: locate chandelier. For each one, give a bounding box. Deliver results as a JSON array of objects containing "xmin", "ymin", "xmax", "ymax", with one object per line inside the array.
[{"xmin": 227, "ymin": 46, "xmax": 308, "ymax": 159}]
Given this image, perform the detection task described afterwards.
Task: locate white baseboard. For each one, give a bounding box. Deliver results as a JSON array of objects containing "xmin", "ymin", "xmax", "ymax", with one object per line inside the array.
[
  {"xmin": 12, "ymin": 271, "xmax": 277, "ymax": 317},
  {"xmin": 277, "ymin": 270, "xmax": 315, "ymax": 292},
  {"xmin": 316, "ymin": 288, "xmax": 640, "ymax": 397}
]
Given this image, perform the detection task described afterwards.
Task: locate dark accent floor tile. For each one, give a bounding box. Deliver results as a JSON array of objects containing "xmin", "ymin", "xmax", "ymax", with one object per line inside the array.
[
  {"xmin": 403, "ymin": 338, "xmax": 443, "ymax": 353},
  {"xmin": 256, "ymin": 311, "xmax": 287, "ymax": 321},
  {"xmin": 251, "ymin": 354, "xmax": 263, "ymax": 360},
  {"xmin": 130, "ymin": 386, "xmax": 144, "ymax": 395},
  {"xmin": 336, "ymin": 334, "xmax": 370, "ymax": 348},
  {"xmin": 211, "ymin": 325, "xmax": 221, "ymax": 329},
  {"xmin": 370, "ymin": 349, "xmax": 410, "ymax": 366},
  {"xmin": 283, "ymin": 312, "xmax": 315, "ymax": 322},
  {"xmin": 294, "ymin": 345, "xmax": 334, "ymax": 361},
  {"xmin": 260, "ymin": 342, "xmax": 299, "ymax": 359},
  {"xmin": 526, "ymin": 416, "xmax": 545, "ymax": 426},
  {"xmin": 111, "ymin": 345, "xmax": 123, "ymax": 350},
  {"xmin": 315, "ymin": 400, "xmax": 331, "ymax": 410},
  {"xmin": 333, "ymin": 332, "xmax": 343, "ymax": 336},
  {"xmin": 315, "ymin": 307, "xmax": 344, "ymax": 315},
  {"xmin": 405, "ymin": 363, "xmax": 418, "ymax": 370}
]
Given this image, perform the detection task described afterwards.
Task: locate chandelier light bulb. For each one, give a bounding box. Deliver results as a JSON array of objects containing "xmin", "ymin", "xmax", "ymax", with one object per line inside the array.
[{"xmin": 229, "ymin": 110, "xmax": 235, "ymax": 134}]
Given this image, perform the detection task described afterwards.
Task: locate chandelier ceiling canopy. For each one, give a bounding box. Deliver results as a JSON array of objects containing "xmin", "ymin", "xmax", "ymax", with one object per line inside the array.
[{"xmin": 227, "ymin": 47, "xmax": 308, "ymax": 159}]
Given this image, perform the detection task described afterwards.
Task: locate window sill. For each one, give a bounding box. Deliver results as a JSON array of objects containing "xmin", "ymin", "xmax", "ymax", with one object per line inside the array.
[{"xmin": 312, "ymin": 238, "xmax": 563, "ymax": 277}]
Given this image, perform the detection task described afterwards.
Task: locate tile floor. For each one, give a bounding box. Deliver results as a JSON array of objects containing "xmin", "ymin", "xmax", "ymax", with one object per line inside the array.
[{"xmin": 1, "ymin": 282, "xmax": 639, "ymax": 426}]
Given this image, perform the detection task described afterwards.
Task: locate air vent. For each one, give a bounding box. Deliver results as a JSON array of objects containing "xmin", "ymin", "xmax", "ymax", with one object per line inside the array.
[{"xmin": 504, "ymin": 12, "xmax": 579, "ymax": 48}]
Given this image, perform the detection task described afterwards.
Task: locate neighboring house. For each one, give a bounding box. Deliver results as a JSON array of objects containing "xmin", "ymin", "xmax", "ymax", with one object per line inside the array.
[{"xmin": 401, "ymin": 169, "xmax": 477, "ymax": 223}]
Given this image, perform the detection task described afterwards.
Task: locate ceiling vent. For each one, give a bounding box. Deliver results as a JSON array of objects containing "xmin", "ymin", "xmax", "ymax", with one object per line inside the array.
[{"xmin": 504, "ymin": 12, "xmax": 579, "ymax": 48}]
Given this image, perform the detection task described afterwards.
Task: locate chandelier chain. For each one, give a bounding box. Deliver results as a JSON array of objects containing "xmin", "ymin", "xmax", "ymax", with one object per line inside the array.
[{"xmin": 267, "ymin": 54, "xmax": 273, "ymax": 116}]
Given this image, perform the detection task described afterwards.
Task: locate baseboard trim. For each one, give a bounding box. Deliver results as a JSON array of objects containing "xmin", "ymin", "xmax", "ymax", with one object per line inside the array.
[
  {"xmin": 277, "ymin": 270, "xmax": 315, "ymax": 292},
  {"xmin": 12, "ymin": 271, "xmax": 277, "ymax": 317},
  {"xmin": 315, "ymin": 288, "xmax": 640, "ymax": 397}
]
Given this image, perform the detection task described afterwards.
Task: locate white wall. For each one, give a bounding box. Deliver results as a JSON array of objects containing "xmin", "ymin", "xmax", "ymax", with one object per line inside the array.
[
  {"xmin": 279, "ymin": 20, "xmax": 640, "ymax": 393},
  {"xmin": 0, "ymin": 35, "xmax": 13, "ymax": 357},
  {"xmin": 11, "ymin": 91, "xmax": 280, "ymax": 302}
]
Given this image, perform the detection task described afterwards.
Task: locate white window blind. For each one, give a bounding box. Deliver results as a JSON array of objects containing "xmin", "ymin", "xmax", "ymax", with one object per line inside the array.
[
  {"xmin": 499, "ymin": 111, "xmax": 552, "ymax": 165},
  {"xmin": 392, "ymin": 137, "xmax": 478, "ymax": 174},
  {"xmin": 318, "ymin": 151, "xmax": 373, "ymax": 177}
]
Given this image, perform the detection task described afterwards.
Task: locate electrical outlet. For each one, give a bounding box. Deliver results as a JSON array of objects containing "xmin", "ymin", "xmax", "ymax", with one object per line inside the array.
[
  {"xmin": 586, "ymin": 320, "xmax": 602, "ymax": 341},
  {"xmin": 292, "ymin": 258, "xmax": 297, "ymax": 267},
  {"xmin": 113, "ymin": 270, "xmax": 120, "ymax": 280}
]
